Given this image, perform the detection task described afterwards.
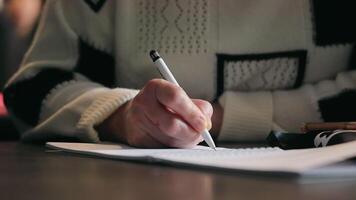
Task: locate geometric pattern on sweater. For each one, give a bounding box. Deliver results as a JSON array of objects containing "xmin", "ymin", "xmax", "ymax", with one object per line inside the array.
[
  {"xmin": 216, "ymin": 50, "xmax": 307, "ymax": 98},
  {"xmin": 136, "ymin": 0, "xmax": 209, "ymax": 54},
  {"xmin": 311, "ymin": 0, "xmax": 356, "ymax": 46},
  {"xmin": 83, "ymin": 0, "xmax": 107, "ymax": 12},
  {"xmin": 76, "ymin": 39, "xmax": 115, "ymax": 88}
]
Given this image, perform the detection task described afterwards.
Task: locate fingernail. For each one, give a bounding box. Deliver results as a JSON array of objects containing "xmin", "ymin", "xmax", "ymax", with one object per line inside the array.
[
  {"xmin": 206, "ymin": 119, "xmax": 212, "ymax": 130},
  {"xmin": 194, "ymin": 115, "xmax": 206, "ymax": 131}
]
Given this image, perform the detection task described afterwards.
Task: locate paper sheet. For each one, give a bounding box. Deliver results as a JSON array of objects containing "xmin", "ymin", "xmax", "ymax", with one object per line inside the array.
[{"xmin": 46, "ymin": 141, "xmax": 356, "ymax": 176}]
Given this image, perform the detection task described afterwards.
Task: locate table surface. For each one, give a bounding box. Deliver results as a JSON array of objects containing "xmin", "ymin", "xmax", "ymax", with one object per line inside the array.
[{"xmin": 1, "ymin": 141, "xmax": 356, "ymax": 200}]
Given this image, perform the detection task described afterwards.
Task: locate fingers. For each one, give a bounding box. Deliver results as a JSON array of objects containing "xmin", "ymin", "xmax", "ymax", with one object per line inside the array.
[
  {"xmin": 130, "ymin": 130, "xmax": 166, "ymax": 148},
  {"xmin": 191, "ymin": 99, "xmax": 213, "ymax": 118},
  {"xmin": 125, "ymin": 110, "xmax": 165, "ymax": 148},
  {"xmin": 192, "ymin": 99, "xmax": 213, "ymax": 130},
  {"xmin": 137, "ymin": 90, "xmax": 202, "ymax": 144},
  {"xmin": 142, "ymin": 113, "xmax": 204, "ymax": 148},
  {"xmin": 124, "ymin": 79, "xmax": 212, "ymax": 148},
  {"xmin": 127, "ymin": 108, "xmax": 202, "ymax": 148},
  {"xmin": 150, "ymin": 79, "xmax": 208, "ymax": 133}
]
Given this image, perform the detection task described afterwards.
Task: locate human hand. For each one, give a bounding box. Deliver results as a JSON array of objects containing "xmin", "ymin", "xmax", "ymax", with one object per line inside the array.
[{"xmin": 98, "ymin": 79, "xmax": 213, "ymax": 148}]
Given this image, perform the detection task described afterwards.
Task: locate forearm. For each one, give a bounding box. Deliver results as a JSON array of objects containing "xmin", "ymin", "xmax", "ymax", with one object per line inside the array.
[{"xmin": 216, "ymin": 70, "xmax": 356, "ymax": 142}]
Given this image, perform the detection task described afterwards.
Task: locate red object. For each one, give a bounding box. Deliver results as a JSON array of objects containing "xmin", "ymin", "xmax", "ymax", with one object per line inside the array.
[{"xmin": 0, "ymin": 93, "xmax": 8, "ymax": 116}]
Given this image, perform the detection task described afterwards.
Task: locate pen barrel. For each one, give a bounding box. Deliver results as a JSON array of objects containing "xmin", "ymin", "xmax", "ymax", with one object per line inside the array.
[
  {"xmin": 302, "ymin": 122, "xmax": 356, "ymax": 132},
  {"xmin": 151, "ymin": 51, "xmax": 216, "ymax": 149},
  {"xmin": 155, "ymin": 58, "xmax": 179, "ymax": 85},
  {"xmin": 202, "ymin": 129, "xmax": 216, "ymax": 149}
]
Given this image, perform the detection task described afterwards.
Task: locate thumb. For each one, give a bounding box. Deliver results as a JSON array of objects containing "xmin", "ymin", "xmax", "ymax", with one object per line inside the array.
[{"xmin": 191, "ymin": 99, "xmax": 213, "ymax": 130}]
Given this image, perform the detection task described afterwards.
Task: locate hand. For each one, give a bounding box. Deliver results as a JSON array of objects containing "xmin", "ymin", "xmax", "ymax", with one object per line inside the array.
[{"xmin": 98, "ymin": 79, "xmax": 213, "ymax": 148}]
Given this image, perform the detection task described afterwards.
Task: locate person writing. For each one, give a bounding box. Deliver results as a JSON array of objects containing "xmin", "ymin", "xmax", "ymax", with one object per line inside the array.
[{"xmin": 4, "ymin": 0, "xmax": 356, "ymax": 148}]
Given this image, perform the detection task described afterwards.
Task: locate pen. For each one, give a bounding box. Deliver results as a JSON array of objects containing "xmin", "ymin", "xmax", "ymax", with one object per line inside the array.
[
  {"xmin": 301, "ymin": 122, "xmax": 356, "ymax": 133},
  {"xmin": 149, "ymin": 50, "xmax": 217, "ymax": 150}
]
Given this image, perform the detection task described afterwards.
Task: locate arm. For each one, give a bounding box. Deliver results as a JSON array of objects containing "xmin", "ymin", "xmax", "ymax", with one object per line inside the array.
[
  {"xmin": 4, "ymin": 0, "xmax": 213, "ymax": 148},
  {"xmin": 216, "ymin": 70, "xmax": 356, "ymax": 142},
  {"xmin": 97, "ymin": 79, "xmax": 213, "ymax": 148},
  {"xmin": 4, "ymin": 0, "xmax": 138, "ymax": 142}
]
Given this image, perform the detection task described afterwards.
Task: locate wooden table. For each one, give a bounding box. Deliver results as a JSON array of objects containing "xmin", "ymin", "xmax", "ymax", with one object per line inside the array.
[{"xmin": 1, "ymin": 141, "xmax": 356, "ymax": 200}]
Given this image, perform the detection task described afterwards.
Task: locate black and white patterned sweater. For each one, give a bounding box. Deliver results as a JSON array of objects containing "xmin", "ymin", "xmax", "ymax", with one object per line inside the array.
[{"xmin": 4, "ymin": 0, "xmax": 356, "ymax": 142}]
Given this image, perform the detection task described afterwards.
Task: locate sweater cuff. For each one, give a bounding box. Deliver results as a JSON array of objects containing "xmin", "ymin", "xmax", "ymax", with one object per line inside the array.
[
  {"xmin": 218, "ymin": 91, "xmax": 273, "ymax": 142},
  {"xmin": 77, "ymin": 88, "xmax": 139, "ymax": 142}
]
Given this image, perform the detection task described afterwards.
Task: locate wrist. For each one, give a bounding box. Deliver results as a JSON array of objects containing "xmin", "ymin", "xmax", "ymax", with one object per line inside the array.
[{"xmin": 96, "ymin": 101, "xmax": 131, "ymax": 142}]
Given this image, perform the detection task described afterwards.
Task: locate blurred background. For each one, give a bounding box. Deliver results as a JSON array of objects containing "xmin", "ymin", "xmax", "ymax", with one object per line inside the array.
[{"xmin": 0, "ymin": 0, "xmax": 44, "ymax": 140}]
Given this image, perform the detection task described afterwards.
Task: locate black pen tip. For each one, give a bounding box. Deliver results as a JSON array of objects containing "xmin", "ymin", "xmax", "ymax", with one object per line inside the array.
[{"xmin": 149, "ymin": 50, "xmax": 160, "ymax": 62}]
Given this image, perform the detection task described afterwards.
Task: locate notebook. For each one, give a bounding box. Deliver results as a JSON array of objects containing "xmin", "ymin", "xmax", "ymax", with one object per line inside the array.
[{"xmin": 46, "ymin": 141, "xmax": 356, "ymax": 179}]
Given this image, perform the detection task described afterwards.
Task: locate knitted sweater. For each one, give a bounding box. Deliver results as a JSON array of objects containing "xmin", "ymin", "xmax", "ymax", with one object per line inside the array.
[{"xmin": 4, "ymin": 0, "xmax": 356, "ymax": 142}]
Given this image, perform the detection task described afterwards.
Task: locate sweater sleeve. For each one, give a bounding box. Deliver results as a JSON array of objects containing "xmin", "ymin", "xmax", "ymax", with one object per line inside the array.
[
  {"xmin": 3, "ymin": 0, "xmax": 139, "ymax": 142},
  {"xmin": 218, "ymin": 70, "xmax": 356, "ymax": 142}
]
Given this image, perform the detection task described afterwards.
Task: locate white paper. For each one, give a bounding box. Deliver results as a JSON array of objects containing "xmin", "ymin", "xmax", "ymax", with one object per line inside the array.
[{"xmin": 46, "ymin": 141, "xmax": 356, "ymax": 176}]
